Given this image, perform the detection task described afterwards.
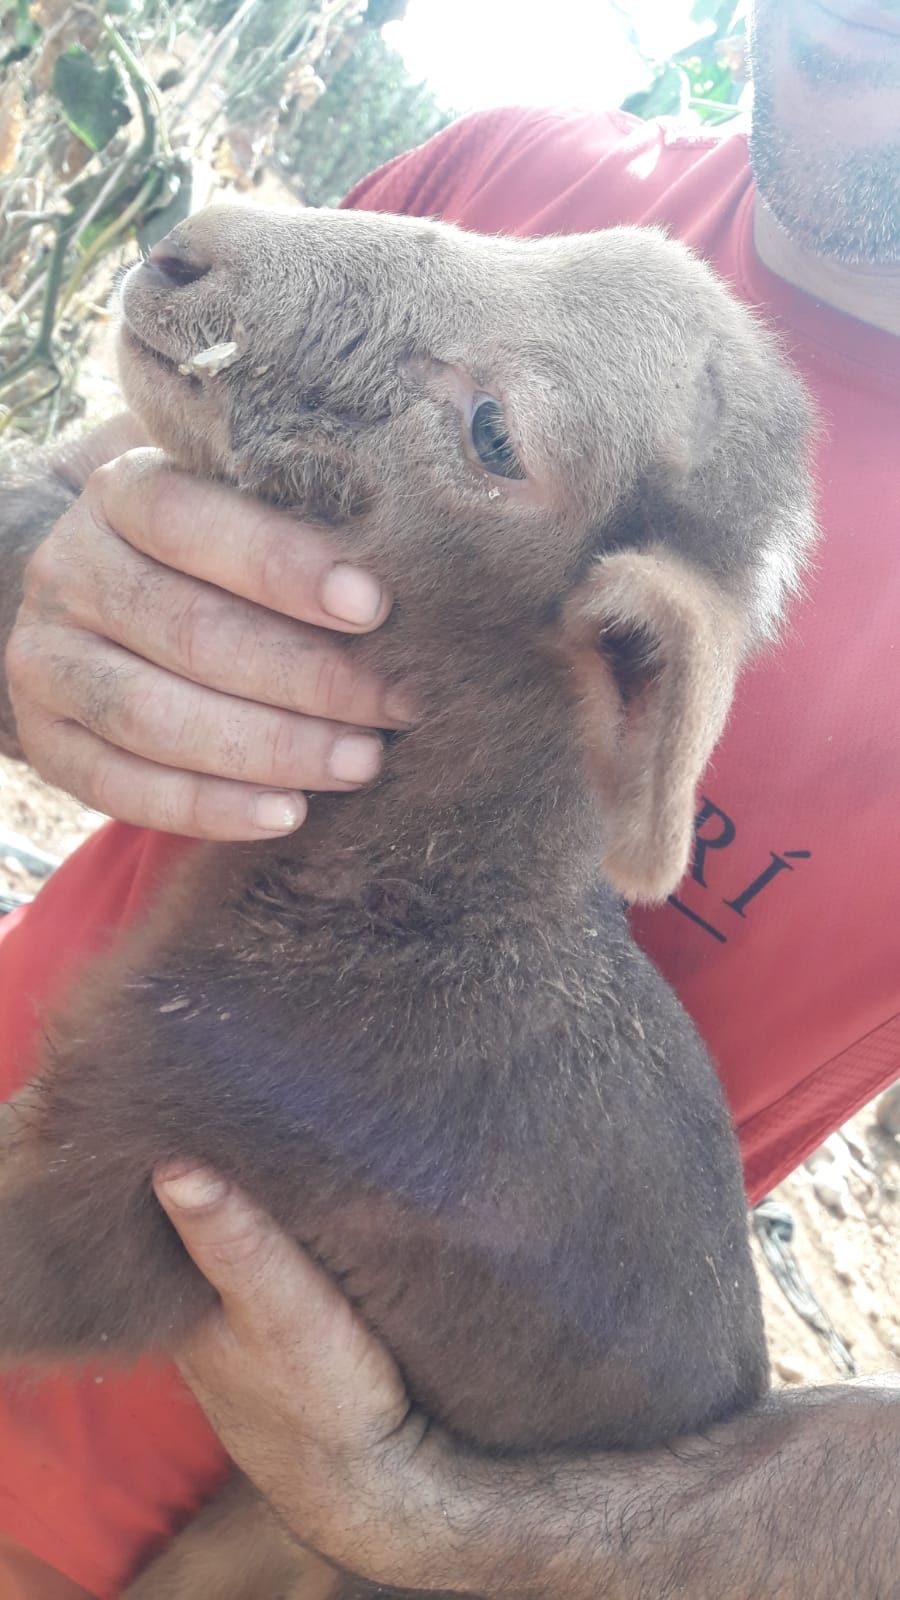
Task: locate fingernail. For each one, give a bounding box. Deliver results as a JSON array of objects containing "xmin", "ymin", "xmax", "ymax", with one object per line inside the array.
[
  {"xmin": 385, "ymin": 688, "xmax": 417, "ymax": 726},
  {"xmin": 329, "ymin": 733, "xmax": 382, "ymax": 784},
  {"xmin": 321, "ymin": 563, "xmax": 383, "ymax": 626},
  {"xmin": 253, "ymin": 792, "xmax": 306, "ymax": 832},
  {"xmin": 158, "ymin": 1165, "xmax": 229, "ymax": 1211}
]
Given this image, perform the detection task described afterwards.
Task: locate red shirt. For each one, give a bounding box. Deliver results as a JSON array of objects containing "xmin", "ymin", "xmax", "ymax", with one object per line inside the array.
[{"xmin": 2, "ymin": 106, "xmax": 899, "ymax": 1594}]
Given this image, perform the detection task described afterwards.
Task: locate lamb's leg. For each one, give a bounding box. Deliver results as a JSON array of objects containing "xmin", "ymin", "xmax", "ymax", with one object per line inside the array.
[
  {"xmin": 123, "ymin": 1475, "xmax": 338, "ymax": 1600},
  {"xmin": 0, "ymin": 896, "xmax": 266, "ymax": 1360},
  {"xmin": 0, "ymin": 1076, "xmax": 214, "ymax": 1361}
]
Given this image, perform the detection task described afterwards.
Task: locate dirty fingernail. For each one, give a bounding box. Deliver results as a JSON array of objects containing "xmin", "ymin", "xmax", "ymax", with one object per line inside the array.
[
  {"xmin": 253, "ymin": 792, "xmax": 307, "ymax": 832},
  {"xmin": 329, "ymin": 733, "xmax": 382, "ymax": 784},
  {"xmin": 321, "ymin": 563, "xmax": 383, "ymax": 626},
  {"xmin": 158, "ymin": 1166, "xmax": 229, "ymax": 1211}
]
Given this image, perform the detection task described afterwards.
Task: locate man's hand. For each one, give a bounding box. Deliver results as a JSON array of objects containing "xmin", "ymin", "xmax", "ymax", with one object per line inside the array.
[
  {"xmin": 154, "ymin": 1163, "xmax": 466, "ymax": 1595},
  {"xmin": 5, "ymin": 445, "xmax": 409, "ymax": 839},
  {"xmin": 156, "ymin": 1166, "xmax": 900, "ymax": 1600}
]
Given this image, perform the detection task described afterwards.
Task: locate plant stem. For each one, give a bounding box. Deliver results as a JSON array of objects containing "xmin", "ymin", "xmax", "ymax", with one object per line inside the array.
[
  {"xmin": 0, "ymin": 372, "xmax": 61, "ymax": 437},
  {"xmin": 104, "ymin": 20, "xmax": 170, "ymax": 161},
  {"xmin": 61, "ymin": 166, "xmax": 162, "ymax": 311},
  {"xmin": 172, "ymin": 0, "xmax": 262, "ymax": 123},
  {"xmin": 0, "ymin": 215, "xmax": 73, "ymax": 392},
  {"xmin": 0, "ymin": 272, "xmax": 45, "ymax": 342}
]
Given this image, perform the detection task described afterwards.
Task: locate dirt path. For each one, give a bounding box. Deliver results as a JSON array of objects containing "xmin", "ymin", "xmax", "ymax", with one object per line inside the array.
[{"xmin": 1, "ymin": 750, "xmax": 897, "ymax": 1386}]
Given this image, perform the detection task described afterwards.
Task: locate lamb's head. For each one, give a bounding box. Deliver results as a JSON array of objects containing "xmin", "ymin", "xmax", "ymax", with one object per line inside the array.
[{"xmin": 118, "ymin": 203, "xmax": 817, "ymax": 901}]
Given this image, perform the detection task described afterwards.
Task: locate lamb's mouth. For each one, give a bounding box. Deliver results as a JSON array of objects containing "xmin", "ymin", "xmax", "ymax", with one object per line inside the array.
[
  {"xmin": 121, "ymin": 323, "xmax": 188, "ymax": 378},
  {"xmin": 123, "ymin": 314, "xmax": 244, "ymax": 382}
]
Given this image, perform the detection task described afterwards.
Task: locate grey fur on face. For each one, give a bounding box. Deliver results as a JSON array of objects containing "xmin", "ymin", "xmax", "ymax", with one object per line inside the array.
[{"xmin": 119, "ymin": 203, "xmax": 816, "ymax": 653}]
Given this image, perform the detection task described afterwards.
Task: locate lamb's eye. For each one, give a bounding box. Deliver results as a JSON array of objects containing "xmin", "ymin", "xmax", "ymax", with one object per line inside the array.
[{"xmin": 470, "ymin": 399, "xmax": 525, "ymax": 480}]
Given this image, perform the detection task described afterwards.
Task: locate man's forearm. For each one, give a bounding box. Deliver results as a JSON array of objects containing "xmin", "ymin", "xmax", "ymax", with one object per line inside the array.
[
  {"xmin": 446, "ymin": 1380, "xmax": 899, "ymax": 1600},
  {"xmin": 0, "ymin": 413, "xmax": 145, "ymax": 756}
]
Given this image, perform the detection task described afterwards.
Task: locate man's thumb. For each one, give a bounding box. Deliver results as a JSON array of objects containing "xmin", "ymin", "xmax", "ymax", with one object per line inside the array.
[
  {"xmin": 155, "ymin": 1163, "xmax": 413, "ymax": 1461},
  {"xmin": 154, "ymin": 1162, "xmax": 297, "ymax": 1331}
]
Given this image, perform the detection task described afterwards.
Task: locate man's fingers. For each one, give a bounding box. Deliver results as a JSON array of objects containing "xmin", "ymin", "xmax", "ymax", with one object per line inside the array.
[
  {"xmin": 18, "ymin": 712, "xmax": 308, "ymax": 840},
  {"xmin": 67, "ymin": 551, "xmax": 405, "ymax": 729},
  {"xmin": 20, "ymin": 628, "xmax": 385, "ymax": 792},
  {"xmin": 89, "ymin": 453, "xmax": 391, "ymax": 632},
  {"xmin": 7, "ymin": 450, "xmax": 414, "ymax": 830}
]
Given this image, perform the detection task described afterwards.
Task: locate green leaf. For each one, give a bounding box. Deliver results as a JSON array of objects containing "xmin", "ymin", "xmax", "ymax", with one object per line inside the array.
[
  {"xmin": 64, "ymin": 169, "xmax": 144, "ymax": 250},
  {"xmin": 136, "ymin": 159, "xmax": 195, "ymax": 253},
  {"xmin": 690, "ymin": 0, "xmax": 739, "ymax": 27},
  {"xmin": 0, "ymin": 0, "xmax": 40, "ymax": 65},
  {"xmin": 365, "ymin": 0, "xmax": 409, "ymax": 23},
  {"xmin": 621, "ymin": 64, "xmax": 690, "ymax": 122},
  {"xmin": 62, "ymin": 167, "xmax": 116, "ymax": 214},
  {"xmin": 14, "ymin": 0, "xmax": 39, "ymax": 45},
  {"xmin": 77, "ymin": 185, "xmax": 143, "ymax": 250},
  {"xmin": 52, "ymin": 45, "xmax": 132, "ymax": 154}
]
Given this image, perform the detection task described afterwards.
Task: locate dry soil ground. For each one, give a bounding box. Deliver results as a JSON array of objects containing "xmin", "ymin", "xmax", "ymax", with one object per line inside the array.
[{"xmin": 1, "ymin": 750, "xmax": 897, "ymax": 1388}]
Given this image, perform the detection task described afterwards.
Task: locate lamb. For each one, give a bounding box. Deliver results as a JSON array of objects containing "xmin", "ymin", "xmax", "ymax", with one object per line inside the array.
[{"xmin": 0, "ymin": 201, "xmax": 816, "ymax": 1597}]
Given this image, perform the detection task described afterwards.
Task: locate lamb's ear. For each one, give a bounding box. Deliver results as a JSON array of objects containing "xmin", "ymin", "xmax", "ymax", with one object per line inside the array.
[{"xmin": 559, "ymin": 543, "xmax": 745, "ymax": 905}]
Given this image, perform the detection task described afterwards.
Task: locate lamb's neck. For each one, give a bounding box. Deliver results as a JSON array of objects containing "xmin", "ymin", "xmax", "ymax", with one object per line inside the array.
[{"xmin": 295, "ymin": 721, "xmax": 608, "ymax": 919}]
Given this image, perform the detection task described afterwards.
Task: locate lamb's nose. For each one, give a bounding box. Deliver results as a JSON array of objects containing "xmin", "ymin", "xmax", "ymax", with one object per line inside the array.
[{"xmin": 143, "ymin": 233, "xmax": 211, "ymax": 289}]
